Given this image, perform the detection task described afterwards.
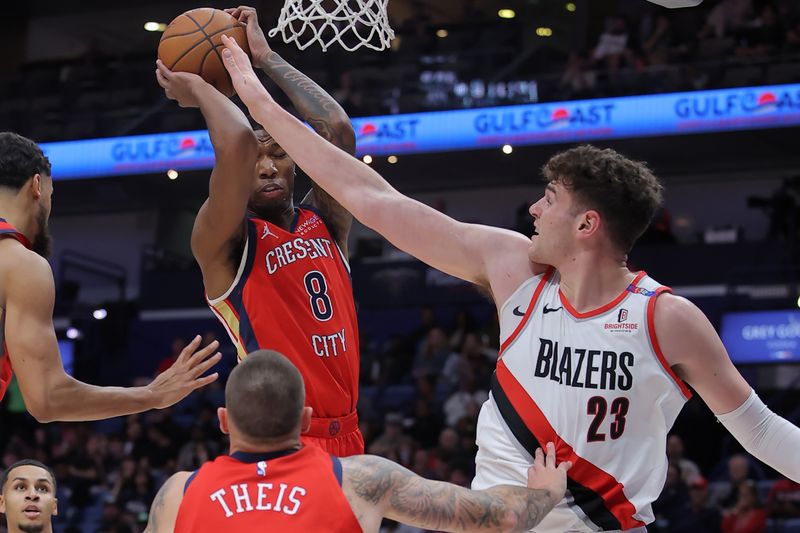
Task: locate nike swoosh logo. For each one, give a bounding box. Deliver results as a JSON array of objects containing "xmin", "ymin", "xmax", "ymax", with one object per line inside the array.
[
  {"xmin": 543, "ymin": 305, "xmax": 563, "ymax": 314},
  {"xmin": 512, "ymin": 306, "xmax": 526, "ymax": 317}
]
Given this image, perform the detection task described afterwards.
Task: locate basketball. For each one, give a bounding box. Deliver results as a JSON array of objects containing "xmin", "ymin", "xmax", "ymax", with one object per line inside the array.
[{"xmin": 158, "ymin": 8, "xmax": 250, "ymax": 97}]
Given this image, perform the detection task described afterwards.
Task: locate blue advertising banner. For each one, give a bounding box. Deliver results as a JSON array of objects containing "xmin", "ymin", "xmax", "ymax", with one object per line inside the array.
[
  {"xmin": 720, "ymin": 310, "xmax": 800, "ymax": 364},
  {"xmin": 42, "ymin": 83, "xmax": 800, "ymax": 180}
]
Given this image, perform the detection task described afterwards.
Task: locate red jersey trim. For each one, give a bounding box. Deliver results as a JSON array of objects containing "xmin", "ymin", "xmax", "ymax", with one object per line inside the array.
[
  {"xmin": 646, "ymin": 288, "xmax": 693, "ymax": 400},
  {"xmin": 0, "ymin": 219, "xmax": 32, "ymax": 249},
  {"xmin": 499, "ymin": 267, "xmax": 554, "ymax": 357},
  {"xmin": 559, "ymin": 271, "xmax": 647, "ymax": 320},
  {"xmin": 494, "ymin": 360, "xmax": 646, "ymax": 530},
  {"xmin": 206, "ymin": 227, "xmax": 253, "ymax": 306}
]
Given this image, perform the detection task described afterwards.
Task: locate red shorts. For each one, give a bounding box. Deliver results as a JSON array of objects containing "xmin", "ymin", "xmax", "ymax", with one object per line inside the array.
[{"xmin": 301, "ymin": 410, "xmax": 364, "ymax": 457}]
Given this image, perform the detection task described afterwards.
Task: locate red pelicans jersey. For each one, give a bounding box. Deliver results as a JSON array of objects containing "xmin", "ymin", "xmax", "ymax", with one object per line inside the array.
[
  {"xmin": 0, "ymin": 218, "xmax": 32, "ymax": 401},
  {"xmin": 207, "ymin": 206, "xmax": 360, "ymax": 419},
  {"xmin": 473, "ymin": 268, "xmax": 690, "ymax": 532},
  {"xmin": 174, "ymin": 446, "xmax": 361, "ymax": 532}
]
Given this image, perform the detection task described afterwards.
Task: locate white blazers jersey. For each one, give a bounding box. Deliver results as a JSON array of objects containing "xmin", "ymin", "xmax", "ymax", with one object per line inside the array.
[{"xmin": 473, "ymin": 268, "xmax": 691, "ymax": 532}]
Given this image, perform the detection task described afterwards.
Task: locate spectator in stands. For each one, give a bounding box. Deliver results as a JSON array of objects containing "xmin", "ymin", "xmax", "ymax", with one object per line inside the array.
[
  {"xmin": 767, "ymin": 477, "xmax": 800, "ymax": 519},
  {"xmin": 735, "ymin": 2, "xmax": 784, "ymax": 60},
  {"xmin": 411, "ymin": 326, "xmax": 452, "ymax": 379},
  {"xmin": 721, "ymin": 480, "xmax": 767, "ymax": 533},
  {"xmin": 449, "ymin": 309, "xmax": 477, "ymax": 351},
  {"xmin": 592, "ymin": 17, "xmax": 632, "ymax": 79},
  {"xmin": 701, "ymin": 0, "xmax": 753, "ymax": 38},
  {"xmin": 443, "ymin": 367, "xmax": 488, "ymax": 428},
  {"xmin": 652, "ymin": 462, "xmax": 690, "ymax": 532},
  {"xmin": 786, "ymin": 19, "xmax": 800, "ymax": 52},
  {"xmin": 154, "ymin": 337, "xmax": 187, "ymax": 375},
  {"xmin": 367, "ymin": 412, "xmax": 415, "ymax": 460},
  {"xmin": 717, "ymin": 454, "xmax": 764, "ymax": 509},
  {"xmin": 642, "ymin": 14, "xmax": 677, "ymax": 66},
  {"xmin": 671, "ymin": 476, "xmax": 723, "ymax": 533},
  {"xmin": 667, "ymin": 434, "xmax": 702, "ymax": 484},
  {"xmin": 407, "ymin": 397, "xmax": 442, "ymax": 448}
]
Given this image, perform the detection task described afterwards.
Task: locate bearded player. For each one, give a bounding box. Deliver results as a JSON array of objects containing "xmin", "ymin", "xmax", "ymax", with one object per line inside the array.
[{"xmin": 156, "ymin": 5, "xmax": 362, "ymax": 455}]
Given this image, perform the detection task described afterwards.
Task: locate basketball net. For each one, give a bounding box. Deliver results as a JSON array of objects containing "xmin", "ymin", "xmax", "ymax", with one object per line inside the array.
[{"xmin": 268, "ymin": 0, "xmax": 395, "ymax": 52}]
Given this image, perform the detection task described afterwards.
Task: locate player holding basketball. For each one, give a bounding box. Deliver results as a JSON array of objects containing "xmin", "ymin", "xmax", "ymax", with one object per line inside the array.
[
  {"xmin": 155, "ymin": 5, "xmax": 362, "ymax": 456},
  {"xmin": 0, "ymin": 132, "xmax": 221, "ymax": 422},
  {"xmin": 220, "ymin": 36, "xmax": 800, "ymax": 532},
  {"xmin": 145, "ymin": 350, "xmax": 571, "ymax": 533}
]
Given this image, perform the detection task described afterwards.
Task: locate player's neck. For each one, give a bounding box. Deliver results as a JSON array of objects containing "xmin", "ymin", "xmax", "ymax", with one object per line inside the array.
[
  {"xmin": 557, "ymin": 251, "xmax": 634, "ymax": 313},
  {"xmin": 0, "ymin": 198, "xmax": 36, "ymax": 241},
  {"xmin": 228, "ymin": 435, "xmax": 303, "ymax": 456},
  {"xmin": 258, "ymin": 202, "xmax": 296, "ymax": 231}
]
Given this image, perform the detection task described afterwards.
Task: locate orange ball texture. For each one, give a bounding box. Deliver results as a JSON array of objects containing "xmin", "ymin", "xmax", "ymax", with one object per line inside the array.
[{"xmin": 158, "ymin": 8, "xmax": 251, "ymax": 97}]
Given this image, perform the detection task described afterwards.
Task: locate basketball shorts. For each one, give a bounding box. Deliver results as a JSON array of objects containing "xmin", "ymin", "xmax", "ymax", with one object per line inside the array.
[{"xmin": 301, "ymin": 410, "xmax": 364, "ymax": 457}]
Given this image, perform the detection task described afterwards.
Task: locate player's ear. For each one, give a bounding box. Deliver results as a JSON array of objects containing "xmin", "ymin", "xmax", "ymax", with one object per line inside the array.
[
  {"xmin": 218, "ymin": 407, "xmax": 230, "ymax": 435},
  {"xmin": 30, "ymin": 173, "xmax": 43, "ymax": 200},
  {"xmin": 53, "ymin": 497, "xmax": 58, "ymax": 516},
  {"xmin": 577, "ymin": 209, "xmax": 601, "ymax": 238},
  {"xmin": 0, "ymin": 494, "xmax": 5, "ymax": 514},
  {"xmin": 300, "ymin": 406, "xmax": 312, "ymax": 433}
]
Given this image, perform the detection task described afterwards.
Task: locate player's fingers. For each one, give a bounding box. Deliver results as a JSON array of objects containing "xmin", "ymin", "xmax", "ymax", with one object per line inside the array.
[
  {"xmin": 155, "ymin": 69, "xmax": 169, "ymax": 89},
  {"xmin": 155, "ymin": 59, "xmax": 172, "ymax": 79},
  {"xmin": 545, "ymin": 442, "xmax": 556, "ymax": 469},
  {"xmin": 558, "ymin": 461, "xmax": 573, "ymax": 472},
  {"xmin": 191, "ymin": 352, "xmax": 223, "ymax": 378},
  {"xmin": 177, "ymin": 335, "xmax": 203, "ymax": 363},
  {"xmin": 221, "ymin": 36, "xmax": 247, "ymax": 71},
  {"xmin": 534, "ymin": 446, "xmax": 544, "ymax": 467},
  {"xmin": 187, "ymin": 340, "xmax": 220, "ymax": 366},
  {"xmin": 192, "ymin": 372, "xmax": 219, "ymax": 390}
]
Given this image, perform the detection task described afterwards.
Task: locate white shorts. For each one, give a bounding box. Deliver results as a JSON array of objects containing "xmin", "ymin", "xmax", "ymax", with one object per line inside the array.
[{"xmin": 472, "ymin": 395, "xmax": 647, "ymax": 533}]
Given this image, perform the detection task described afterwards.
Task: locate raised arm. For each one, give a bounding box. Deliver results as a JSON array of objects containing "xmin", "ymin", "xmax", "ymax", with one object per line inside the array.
[
  {"xmin": 657, "ymin": 293, "xmax": 800, "ymax": 481},
  {"xmin": 4, "ymin": 249, "xmax": 220, "ymax": 422},
  {"xmin": 341, "ymin": 443, "xmax": 568, "ymax": 532},
  {"xmin": 220, "ymin": 35, "xmax": 540, "ymax": 302},
  {"xmin": 144, "ymin": 471, "xmax": 190, "ymax": 533},
  {"xmin": 155, "ymin": 61, "xmax": 258, "ymax": 296},
  {"xmin": 227, "ymin": 5, "xmax": 355, "ymax": 250}
]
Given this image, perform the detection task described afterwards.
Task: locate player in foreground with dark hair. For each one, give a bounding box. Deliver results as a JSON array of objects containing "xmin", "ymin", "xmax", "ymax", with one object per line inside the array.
[
  {"xmin": 145, "ymin": 350, "xmax": 570, "ymax": 532},
  {"xmin": 0, "ymin": 459, "xmax": 58, "ymax": 533},
  {"xmin": 0, "ymin": 132, "xmax": 221, "ymax": 422},
  {"xmin": 219, "ymin": 36, "xmax": 800, "ymax": 532}
]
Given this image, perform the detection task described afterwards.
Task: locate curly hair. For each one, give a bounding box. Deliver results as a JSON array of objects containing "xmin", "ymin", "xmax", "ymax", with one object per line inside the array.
[
  {"xmin": 0, "ymin": 132, "xmax": 52, "ymax": 190},
  {"xmin": 542, "ymin": 145, "xmax": 663, "ymax": 253}
]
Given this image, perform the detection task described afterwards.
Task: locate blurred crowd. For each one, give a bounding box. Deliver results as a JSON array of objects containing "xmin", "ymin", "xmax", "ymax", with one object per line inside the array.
[{"xmin": 0, "ymin": 307, "xmax": 798, "ymax": 532}]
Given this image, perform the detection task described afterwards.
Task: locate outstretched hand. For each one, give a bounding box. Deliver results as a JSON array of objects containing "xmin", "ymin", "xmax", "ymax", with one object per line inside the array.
[
  {"xmin": 527, "ymin": 442, "xmax": 572, "ymax": 507},
  {"xmin": 147, "ymin": 335, "xmax": 222, "ymax": 409},
  {"xmin": 220, "ymin": 34, "xmax": 273, "ymax": 109},
  {"xmin": 224, "ymin": 5, "xmax": 271, "ymax": 66}
]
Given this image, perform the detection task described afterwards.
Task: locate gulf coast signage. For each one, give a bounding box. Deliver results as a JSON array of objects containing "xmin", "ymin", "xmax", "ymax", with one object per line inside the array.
[{"xmin": 42, "ymin": 84, "xmax": 800, "ymax": 180}]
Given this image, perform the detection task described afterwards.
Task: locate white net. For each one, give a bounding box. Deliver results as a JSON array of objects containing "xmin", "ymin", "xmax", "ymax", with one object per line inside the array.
[{"xmin": 268, "ymin": 0, "xmax": 395, "ymax": 52}]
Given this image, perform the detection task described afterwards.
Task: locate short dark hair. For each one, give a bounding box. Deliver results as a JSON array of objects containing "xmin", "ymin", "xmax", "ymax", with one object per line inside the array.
[
  {"xmin": 1, "ymin": 460, "xmax": 57, "ymax": 493},
  {"xmin": 225, "ymin": 350, "xmax": 305, "ymax": 441},
  {"xmin": 0, "ymin": 132, "xmax": 52, "ymax": 190},
  {"xmin": 542, "ymin": 145, "xmax": 663, "ymax": 253}
]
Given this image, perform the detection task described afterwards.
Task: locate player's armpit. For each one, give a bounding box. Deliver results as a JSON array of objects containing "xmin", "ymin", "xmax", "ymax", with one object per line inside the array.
[
  {"xmin": 654, "ymin": 293, "xmax": 751, "ymax": 414},
  {"xmin": 145, "ymin": 471, "xmax": 190, "ymax": 533},
  {"xmin": 342, "ymin": 455, "xmax": 552, "ymax": 532}
]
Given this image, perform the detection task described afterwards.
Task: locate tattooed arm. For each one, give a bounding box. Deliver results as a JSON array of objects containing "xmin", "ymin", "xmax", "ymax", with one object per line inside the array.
[
  {"xmin": 341, "ymin": 444, "xmax": 569, "ymax": 533},
  {"xmin": 227, "ymin": 5, "xmax": 355, "ymax": 252},
  {"xmin": 144, "ymin": 471, "xmax": 191, "ymax": 533}
]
